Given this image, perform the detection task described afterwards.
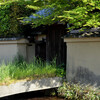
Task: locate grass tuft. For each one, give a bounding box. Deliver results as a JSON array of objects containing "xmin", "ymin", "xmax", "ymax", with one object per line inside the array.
[
  {"xmin": 58, "ymin": 82, "xmax": 100, "ymax": 100},
  {"xmin": 0, "ymin": 58, "xmax": 65, "ymax": 85}
]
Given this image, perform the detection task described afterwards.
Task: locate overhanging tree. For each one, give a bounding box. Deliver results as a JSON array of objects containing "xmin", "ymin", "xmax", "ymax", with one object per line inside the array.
[{"xmin": 24, "ymin": 0, "xmax": 100, "ymax": 30}]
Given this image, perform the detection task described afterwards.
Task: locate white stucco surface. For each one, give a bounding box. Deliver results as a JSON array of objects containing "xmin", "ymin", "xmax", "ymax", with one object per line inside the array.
[
  {"xmin": 64, "ymin": 37, "xmax": 100, "ymax": 85},
  {"xmin": 0, "ymin": 38, "xmax": 35, "ymax": 63},
  {"xmin": 0, "ymin": 44, "xmax": 17, "ymax": 63},
  {"xmin": 27, "ymin": 43, "xmax": 35, "ymax": 62}
]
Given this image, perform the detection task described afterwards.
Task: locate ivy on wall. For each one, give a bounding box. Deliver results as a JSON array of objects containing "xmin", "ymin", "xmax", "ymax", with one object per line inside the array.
[
  {"xmin": 0, "ymin": 0, "xmax": 33, "ymax": 37},
  {"xmin": 0, "ymin": 3, "xmax": 10, "ymax": 37}
]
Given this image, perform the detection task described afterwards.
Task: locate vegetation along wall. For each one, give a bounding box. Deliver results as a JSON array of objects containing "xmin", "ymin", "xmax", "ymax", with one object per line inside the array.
[{"xmin": 0, "ymin": 0, "xmax": 33, "ymax": 37}]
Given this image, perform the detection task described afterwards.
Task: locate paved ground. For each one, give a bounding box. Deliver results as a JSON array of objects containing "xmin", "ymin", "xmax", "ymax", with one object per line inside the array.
[{"xmin": 0, "ymin": 77, "xmax": 62, "ymax": 98}]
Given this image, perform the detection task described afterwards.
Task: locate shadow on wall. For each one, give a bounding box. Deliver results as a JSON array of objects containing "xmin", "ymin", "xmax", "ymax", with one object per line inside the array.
[{"xmin": 72, "ymin": 66, "xmax": 100, "ymax": 86}]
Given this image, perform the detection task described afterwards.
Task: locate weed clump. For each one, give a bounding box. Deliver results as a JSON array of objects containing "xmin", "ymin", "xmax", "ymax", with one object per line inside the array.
[
  {"xmin": 58, "ymin": 82, "xmax": 100, "ymax": 100},
  {"xmin": 0, "ymin": 57, "xmax": 65, "ymax": 85}
]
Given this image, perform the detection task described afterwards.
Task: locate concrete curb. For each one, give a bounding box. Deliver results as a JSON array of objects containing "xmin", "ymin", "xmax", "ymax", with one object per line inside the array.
[{"xmin": 0, "ymin": 77, "xmax": 62, "ymax": 98}]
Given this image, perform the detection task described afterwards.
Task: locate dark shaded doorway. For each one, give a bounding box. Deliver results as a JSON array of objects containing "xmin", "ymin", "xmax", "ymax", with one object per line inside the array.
[{"xmin": 35, "ymin": 41, "xmax": 46, "ymax": 61}]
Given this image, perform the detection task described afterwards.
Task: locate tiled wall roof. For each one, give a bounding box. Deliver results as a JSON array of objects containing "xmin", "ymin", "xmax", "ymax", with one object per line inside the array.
[{"xmin": 67, "ymin": 27, "xmax": 100, "ymax": 37}]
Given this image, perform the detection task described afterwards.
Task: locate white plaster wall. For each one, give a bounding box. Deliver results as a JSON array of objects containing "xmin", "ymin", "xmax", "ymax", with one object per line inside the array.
[
  {"xmin": 27, "ymin": 43, "xmax": 35, "ymax": 62},
  {"xmin": 0, "ymin": 43, "xmax": 18, "ymax": 63},
  {"xmin": 64, "ymin": 38, "xmax": 100, "ymax": 85},
  {"xmin": 0, "ymin": 39, "xmax": 35, "ymax": 63},
  {"xmin": 17, "ymin": 44, "xmax": 27, "ymax": 60}
]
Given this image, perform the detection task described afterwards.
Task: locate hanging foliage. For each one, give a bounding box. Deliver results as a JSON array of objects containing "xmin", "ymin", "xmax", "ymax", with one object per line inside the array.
[{"xmin": 24, "ymin": 0, "xmax": 100, "ymax": 30}]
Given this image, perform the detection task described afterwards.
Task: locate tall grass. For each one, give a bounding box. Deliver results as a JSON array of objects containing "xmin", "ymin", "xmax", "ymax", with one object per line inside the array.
[{"xmin": 0, "ymin": 58, "xmax": 65, "ymax": 85}]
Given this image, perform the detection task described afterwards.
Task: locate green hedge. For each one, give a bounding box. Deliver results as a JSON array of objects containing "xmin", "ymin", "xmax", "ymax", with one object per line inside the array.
[{"xmin": 0, "ymin": 0, "xmax": 33, "ymax": 37}]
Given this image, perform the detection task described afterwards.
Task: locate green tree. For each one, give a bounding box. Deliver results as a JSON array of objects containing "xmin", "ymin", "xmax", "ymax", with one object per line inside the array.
[
  {"xmin": 0, "ymin": 0, "xmax": 33, "ymax": 37},
  {"xmin": 24, "ymin": 0, "xmax": 100, "ymax": 30}
]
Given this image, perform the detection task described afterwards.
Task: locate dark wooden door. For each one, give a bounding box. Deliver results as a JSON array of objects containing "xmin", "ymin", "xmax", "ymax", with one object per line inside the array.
[
  {"xmin": 35, "ymin": 41, "xmax": 46, "ymax": 61},
  {"xmin": 46, "ymin": 24, "xmax": 66, "ymax": 68}
]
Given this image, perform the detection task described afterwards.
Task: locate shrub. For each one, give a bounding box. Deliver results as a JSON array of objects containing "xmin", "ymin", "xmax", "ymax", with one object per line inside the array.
[{"xmin": 58, "ymin": 82, "xmax": 100, "ymax": 100}]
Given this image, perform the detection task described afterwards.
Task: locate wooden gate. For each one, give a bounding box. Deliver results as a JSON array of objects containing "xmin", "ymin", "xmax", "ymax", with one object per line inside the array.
[{"xmin": 46, "ymin": 24, "xmax": 66, "ymax": 68}]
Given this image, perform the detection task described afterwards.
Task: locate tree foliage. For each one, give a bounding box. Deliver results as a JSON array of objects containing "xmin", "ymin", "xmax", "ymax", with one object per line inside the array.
[
  {"xmin": 25, "ymin": 0, "xmax": 100, "ymax": 30},
  {"xmin": 0, "ymin": 0, "xmax": 33, "ymax": 37},
  {"xmin": 0, "ymin": 0, "xmax": 99, "ymax": 36}
]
